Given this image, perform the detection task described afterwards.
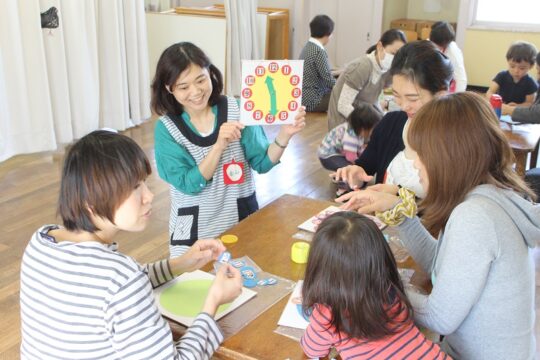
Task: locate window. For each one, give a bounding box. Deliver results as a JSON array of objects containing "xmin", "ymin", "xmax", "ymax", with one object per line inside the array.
[{"xmin": 472, "ymin": 0, "xmax": 540, "ymax": 31}]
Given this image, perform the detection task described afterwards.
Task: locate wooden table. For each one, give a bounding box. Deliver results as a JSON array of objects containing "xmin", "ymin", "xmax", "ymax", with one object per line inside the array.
[
  {"xmin": 502, "ymin": 122, "xmax": 540, "ymax": 176},
  {"xmin": 170, "ymin": 194, "xmax": 422, "ymax": 359}
]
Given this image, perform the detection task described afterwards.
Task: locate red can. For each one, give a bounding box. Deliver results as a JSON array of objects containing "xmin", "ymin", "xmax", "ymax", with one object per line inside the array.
[{"xmin": 490, "ymin": 94, "xmax": 502, "ymax": 118}]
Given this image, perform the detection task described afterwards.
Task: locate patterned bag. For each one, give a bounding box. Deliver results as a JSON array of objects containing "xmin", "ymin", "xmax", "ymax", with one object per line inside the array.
[{"xmin": 41, "ymin": 7, "xmax": 59, "ymax": 29}]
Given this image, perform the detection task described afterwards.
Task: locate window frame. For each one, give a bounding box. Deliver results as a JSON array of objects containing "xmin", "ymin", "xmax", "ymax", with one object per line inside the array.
[{"xmin": 469, "ymin": 0, "xmax": 540, "ymax": 32}]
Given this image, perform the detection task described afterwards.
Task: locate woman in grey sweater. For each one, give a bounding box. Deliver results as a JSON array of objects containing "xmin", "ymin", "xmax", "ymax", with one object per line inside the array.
[{"xmin": 339, "ymin": 92, "xmax": 540, "ymax": 359}]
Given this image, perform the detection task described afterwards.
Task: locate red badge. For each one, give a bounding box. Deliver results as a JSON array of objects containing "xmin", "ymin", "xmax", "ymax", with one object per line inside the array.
[{"xmin": 223, "ymin": 159, "xmax": 244, "ymax": 185}]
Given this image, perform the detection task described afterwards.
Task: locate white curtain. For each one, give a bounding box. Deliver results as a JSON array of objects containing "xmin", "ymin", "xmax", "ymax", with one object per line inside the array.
[
  {"xmin": 0, "ymin": 0, "xmax": 57, "ymax": 161},
  {"xmin": 0, "ymin": 0, "xmax": 150, "ymax": 162},
  {"xmin": 224, "ymin": 0, "xmax": 260, "ymax": 97}
]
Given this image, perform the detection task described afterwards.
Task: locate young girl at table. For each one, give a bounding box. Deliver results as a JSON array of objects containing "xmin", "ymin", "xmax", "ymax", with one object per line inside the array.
[
  {"xmin": 339, "ymin": 92, "xmax": 540, "ymax": 359},
  {"xmin": 300, "ymin": 212, "xmax": 449, "ymax": 359},
  {"xmin": 20, "ymin": 130, "xmax": 243, "ymax": 359},
  {"xmin": 318, "ymin": 102, "xmax": 382, "ymax": 172},
  {"xmin": 151, "ymin": 42, "xmax": 306, "ymax": 258}
]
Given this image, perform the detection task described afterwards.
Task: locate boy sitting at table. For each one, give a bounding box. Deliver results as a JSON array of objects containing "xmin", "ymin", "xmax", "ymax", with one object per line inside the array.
[
  {"xmin": 486, "ymin": 41, "xmax": 538, "ymax": 106},
  {"xmin": 503, "ymin": 52, "xmax": 540, "ymax": 123}
]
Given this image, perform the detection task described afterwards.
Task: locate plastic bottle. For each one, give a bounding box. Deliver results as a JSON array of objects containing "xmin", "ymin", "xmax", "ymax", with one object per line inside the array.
[{"xmin": 490, "ymin": 94, "xmax": 502, "ymax": 119}]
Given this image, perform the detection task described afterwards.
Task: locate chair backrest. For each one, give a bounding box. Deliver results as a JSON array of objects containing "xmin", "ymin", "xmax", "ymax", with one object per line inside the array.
[
  {"xmin": 420, "ymin": 27, "xmax": 431, "ymax": 40},
  {"xmin": 525, "ymin": 168, "xmax": 540, "ymax": 198},
  {"xmin": 402, "ymin": 29, "xmax": 418, "ymax": 42}
]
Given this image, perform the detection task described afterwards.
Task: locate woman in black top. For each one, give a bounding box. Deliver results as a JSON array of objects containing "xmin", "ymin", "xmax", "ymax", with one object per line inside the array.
[{"xmin": 333, "ymin": 41, "xmax": 453, "ymax": 189}]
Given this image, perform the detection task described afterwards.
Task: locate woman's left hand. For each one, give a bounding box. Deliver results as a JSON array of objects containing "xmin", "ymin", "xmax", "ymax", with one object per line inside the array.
[
  {"xmin": 279, "ymin": 106, "xmax": 306, "ymax": 139},
  {"xmin": 367, "ymin": 183, "xmax": 399, "ymax": 195},
  {"xmin": 170, "ymin": 239, "xmax": 226, "ymax": 275},
  {"xmin": 337, "ymin": 189, "xmax": 400, "ymax": 214}
]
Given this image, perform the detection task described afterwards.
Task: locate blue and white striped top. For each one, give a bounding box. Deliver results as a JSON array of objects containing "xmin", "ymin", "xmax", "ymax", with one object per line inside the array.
[{"xmin": 20, "ymin": 225, "xmax": 223, "ymax": 359}]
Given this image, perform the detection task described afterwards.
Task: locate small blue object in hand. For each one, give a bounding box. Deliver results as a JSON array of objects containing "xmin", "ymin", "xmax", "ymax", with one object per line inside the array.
[{"xmin": 213, "ymin": 251, "xmax": 231, "ymax": 272}]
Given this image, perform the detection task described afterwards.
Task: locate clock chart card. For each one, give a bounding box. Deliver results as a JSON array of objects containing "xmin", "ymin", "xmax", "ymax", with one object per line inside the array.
[
  {"xmin": 153, "ymin": 270, "xmax": 257, "ymax": 327},
  {"xmin": 240, "ymin": 60, "xmax": 304, "ymax": 126}
]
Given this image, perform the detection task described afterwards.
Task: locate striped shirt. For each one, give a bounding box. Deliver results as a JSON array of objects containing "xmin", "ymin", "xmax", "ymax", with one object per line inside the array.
[
  {"xmin": 154, "ymin": 96, "xmax": 275, "ymax": 258},
  {"xmin": 301, "ymin": 302, "xmax": 450, "ymax": 360},
  {"xmin": 20, "ymin": 225, "xmax": 223, "ymax": 359}
]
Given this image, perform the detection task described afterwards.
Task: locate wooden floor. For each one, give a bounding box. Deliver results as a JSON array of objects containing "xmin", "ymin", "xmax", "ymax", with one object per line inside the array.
[{"xmin": 1, "ymin": 111, "xmax": 539, "ymax": 358}]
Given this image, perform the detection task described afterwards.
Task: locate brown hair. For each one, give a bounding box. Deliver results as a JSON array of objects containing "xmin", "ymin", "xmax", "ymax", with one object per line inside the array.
[
  {"xmin": 58, "ymin": 130, "xmax": 152, "ymax": 232},
  {"xmin": 302, "ymin": 212, "xmax": 412, "ymax": 339},
  {"xmin": 408, "ymin": 92, "xmax": 535, "ymax": 235}
]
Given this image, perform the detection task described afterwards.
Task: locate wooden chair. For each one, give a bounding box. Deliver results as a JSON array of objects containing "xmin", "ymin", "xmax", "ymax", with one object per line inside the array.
[
  {"xmin": 402, "ymin": 29, "xmax": 418, "ymax": 42},
  {"xmin": 420, "ymin": 27, "xmax": 431, "ymax": 40}
]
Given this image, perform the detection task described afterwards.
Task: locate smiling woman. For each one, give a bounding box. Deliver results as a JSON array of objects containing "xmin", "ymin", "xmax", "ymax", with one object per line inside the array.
[
  {"xmin": 151, "ymin": 42, "xmax": 307, "ymax": 258},
  {"xmin": 333, "ymin": 40, "xmax": 453, "ymax": 189}
]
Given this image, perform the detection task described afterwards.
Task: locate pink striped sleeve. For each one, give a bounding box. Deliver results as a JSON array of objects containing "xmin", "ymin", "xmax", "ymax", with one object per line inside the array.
[{"xmin": 300, "ymin": 305, "xmax": 337, "ymax": 358}]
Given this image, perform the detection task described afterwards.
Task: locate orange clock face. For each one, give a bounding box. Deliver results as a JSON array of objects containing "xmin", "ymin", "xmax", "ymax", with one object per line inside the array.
[{"xmin": 240, "ymin": 60, "xmax": 303, "ymax": 125}]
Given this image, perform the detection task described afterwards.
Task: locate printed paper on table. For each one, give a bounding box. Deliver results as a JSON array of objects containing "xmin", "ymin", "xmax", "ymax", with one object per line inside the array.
[{"xmin": 154, "ymin": 270, "xmax": 256, "ymax": 327}]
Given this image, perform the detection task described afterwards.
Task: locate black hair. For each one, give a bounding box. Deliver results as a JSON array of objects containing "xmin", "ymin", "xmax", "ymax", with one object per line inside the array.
[
  {"xmin": 429, "ymin": 21, "xmax": 455, "ymax": 48},
  {"xmin": 309, "ymin": 15, "xmax": 334, "ymax": 38},
  {"xmin": 390, "ymin": 40, "xmax": 453, "ymax": 94},
  {"xmin": 348, "ymin": 103, "xmax": 383, "ymax": 136},
  {"xmin": 58, "ymin": 130, "xmax": 151, "ymax": 232},
  {"xmin": 302, "ymin": 212, "xmax": 412, "ymax": 339},
  {"xmin": 366, "ymin": 29, "xmax": 407, "ymax": 54},
  {"xmin": 151, "ymin": 42, "xmax": 223, "ymax": 116},
  {"xmin": 506, "ymin": 41, "xmax": 538, "ymax": 65},
  {"xmin": 537, "ymin": 52, "xmax": 540, "ymax": 66}
]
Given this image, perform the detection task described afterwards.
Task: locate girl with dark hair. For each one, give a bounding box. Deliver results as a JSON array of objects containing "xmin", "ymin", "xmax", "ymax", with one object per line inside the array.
[
  {"xmin": 20, "ymin": 130, "xmax": 243, "ymax": 359},
  {"xmin": 334, "ymin": 41, "xmax": 453, "ymax": 195},
  {"xmin": 339, "ymin": 92, "xmax": 540, "ymax": 359},
  {"xmin": 318, "ymin": 102, "xmax": 382, "ymax": 173},
  {"xmin": 327, "ymin": 29, "xmax": 406, "ymax": 130},
  {"xmin": 300, "ymin": 212, "xmax": 448, "ymax": 359},
  {"xmin": 151, "ymin": 42, "xmax": 306, "ymax": 257}
]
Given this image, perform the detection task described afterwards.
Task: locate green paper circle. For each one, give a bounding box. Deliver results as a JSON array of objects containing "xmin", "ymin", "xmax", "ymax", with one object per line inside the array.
[{"xmin": 160, "ymin": 279, "xmax": 231, "ymax": 317}]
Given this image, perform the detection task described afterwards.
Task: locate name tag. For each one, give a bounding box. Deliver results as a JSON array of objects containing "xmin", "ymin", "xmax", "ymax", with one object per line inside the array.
[{"xmin": 223, "ymin": 160, "xmax": 244, "ymax": 185}]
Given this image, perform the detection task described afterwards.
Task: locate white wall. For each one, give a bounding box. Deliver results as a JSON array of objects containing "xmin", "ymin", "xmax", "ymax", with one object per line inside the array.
[
  {"xmin": 149, "ymin": 1, "xmax": 382, "ymax": 70},
  {"xmin": 292, "ymin": 0, "xmax": 382, "ymax": 68},
  {"xmin": 146, "ymin": 13, "xmax": 227, "ymax": 80},
  {"xmin": 383, "ymin": 0, "xmax": 408, "ymax": 30},
  {"xmin": 406, "ymin": 0, "xmax": 459, "ymax": 22}
]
